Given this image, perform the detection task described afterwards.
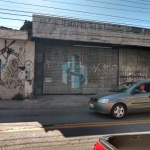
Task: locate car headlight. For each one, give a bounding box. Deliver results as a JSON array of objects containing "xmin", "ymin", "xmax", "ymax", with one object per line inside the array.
[{"xmin": 98, "ymin": 99, "xmax": 109, "ymax": 103}]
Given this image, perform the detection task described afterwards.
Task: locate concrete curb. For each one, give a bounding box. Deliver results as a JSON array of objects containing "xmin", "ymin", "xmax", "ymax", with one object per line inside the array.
[
  {"xmin": 0, "ymin": 95, "xmax": 92, "ymax": 110},
  {"xmin": 0, "ymin": 97, "xmax": 90, "ymax": 110}
]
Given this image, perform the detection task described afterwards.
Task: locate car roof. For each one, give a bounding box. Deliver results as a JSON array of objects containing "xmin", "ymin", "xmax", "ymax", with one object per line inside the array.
[
  {"xmin": 122, "ymin": 80, "xmax": 150, "ymax": 85},
  {"xmin": 136, "ymin": 80, "xmax": 150, "ymax": 84}
]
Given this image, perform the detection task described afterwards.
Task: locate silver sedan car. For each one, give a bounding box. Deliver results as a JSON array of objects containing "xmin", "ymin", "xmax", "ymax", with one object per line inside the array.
[{"xmin": 88, "ymin": 80, "xmax": 150, "ymax": 119}]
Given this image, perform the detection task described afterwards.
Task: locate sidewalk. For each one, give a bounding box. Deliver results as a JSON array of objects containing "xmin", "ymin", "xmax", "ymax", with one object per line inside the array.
[{"xmin": 0, "ymin": 95, "xmax": 93, "ymax": 110}]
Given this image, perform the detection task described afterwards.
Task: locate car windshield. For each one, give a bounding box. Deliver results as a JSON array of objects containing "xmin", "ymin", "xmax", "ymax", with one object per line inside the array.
[{"xmin": 110, "ymin": 82, "xmax": 136, "ymax": 93}]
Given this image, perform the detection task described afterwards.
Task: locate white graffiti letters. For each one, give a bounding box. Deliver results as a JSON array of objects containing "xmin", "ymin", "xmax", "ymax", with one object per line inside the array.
[{"xmin": 92, "ymin": 64, "xmax": 118, "ymax": 74}]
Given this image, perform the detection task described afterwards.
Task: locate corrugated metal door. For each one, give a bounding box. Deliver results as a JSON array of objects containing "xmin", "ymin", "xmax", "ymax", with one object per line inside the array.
[
  {"xmin": 119, "ymin": 48, "xmax": 150, "ymax": 83},
  {"xmin": 42, "ymin": 42, "xmax": 119, "ymax": 94}
]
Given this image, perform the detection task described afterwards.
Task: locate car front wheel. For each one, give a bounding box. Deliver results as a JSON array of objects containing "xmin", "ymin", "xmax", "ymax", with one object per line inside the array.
[{"xmin": 111, "ymin": 104, "xmax": 126, "ymax": 119}]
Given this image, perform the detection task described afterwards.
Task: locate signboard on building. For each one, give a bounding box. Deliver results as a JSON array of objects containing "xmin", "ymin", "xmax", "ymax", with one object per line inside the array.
[{"xmin": 33, "ymin": 15, "xmax": 150, "ymax": 47}]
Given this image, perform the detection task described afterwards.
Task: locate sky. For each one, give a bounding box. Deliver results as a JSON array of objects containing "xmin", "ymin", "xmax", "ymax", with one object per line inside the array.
[{"xmin": 0, "ymin": 0, "xmax": 150, "ymax": 30}]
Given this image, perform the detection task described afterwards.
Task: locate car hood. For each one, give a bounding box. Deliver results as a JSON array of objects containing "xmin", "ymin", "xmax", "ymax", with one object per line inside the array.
[{"xmin": 91, "ymin": 92, "xmax": 126, "ymax": 99}]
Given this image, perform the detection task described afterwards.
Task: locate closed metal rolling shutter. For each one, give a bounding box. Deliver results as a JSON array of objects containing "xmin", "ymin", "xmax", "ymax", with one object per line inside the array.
[
  {"xmin": 119, "ymin": 48, "xmax": 150, "ymax": 83},
  {"xmin": 35, "ymin": 40, "xmax": 119, "ymax": 94}
]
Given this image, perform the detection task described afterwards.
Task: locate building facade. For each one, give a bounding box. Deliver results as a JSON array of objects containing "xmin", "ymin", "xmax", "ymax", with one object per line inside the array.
[
  {"xmin": 32, "ymin": 15, "xmax": 150, "ymax": 95},
  {"xmin": 0, "ymin": 28, "xmax": 35, "ymax": 99}
]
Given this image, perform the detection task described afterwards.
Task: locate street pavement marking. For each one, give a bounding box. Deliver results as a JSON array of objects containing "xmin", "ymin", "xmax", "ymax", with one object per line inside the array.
[
  {"xmin": 50, "ymin": 119, "xmax": 150, "ymax": 129},
  {"xmin": 1, "ymin": 119, "xmax": 150, "ymax": 133}
]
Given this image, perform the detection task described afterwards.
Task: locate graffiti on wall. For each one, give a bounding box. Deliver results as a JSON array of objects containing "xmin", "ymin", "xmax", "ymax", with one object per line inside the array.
[
  {"xmin": 91, "ymin": 64, "xmax": 118, "ymax": 75},
  {"xmin": 120, "ymin": 65, "xmax": 150, "ymax": 83},
  {"xmin": 119, "ymin": 49, "xmax": 150, "ymax": 84},
  {"xmin": 0, "ymin": 40, "xmax": 33, "ymax": 98},
  {"xmin": 43, "ymin": 45, "xmax": 118, "ymax": 94},
  {"xmin": 62, "ymin": 55, "xmax": 88, "ymax": 89}
]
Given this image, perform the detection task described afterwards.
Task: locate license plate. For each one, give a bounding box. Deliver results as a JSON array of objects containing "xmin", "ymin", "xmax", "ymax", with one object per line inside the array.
[{"xmin": 89, "ymin": 103, "xmax": 94, "ymax": 108}]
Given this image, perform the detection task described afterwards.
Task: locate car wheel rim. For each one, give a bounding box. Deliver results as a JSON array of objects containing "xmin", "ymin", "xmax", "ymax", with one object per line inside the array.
[{"xmin": 114, "ymin": 106, "xmax": 124, "ymax": 118}]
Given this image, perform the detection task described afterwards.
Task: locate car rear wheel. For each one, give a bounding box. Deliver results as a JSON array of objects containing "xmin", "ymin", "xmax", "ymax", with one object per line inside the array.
[{"xmin": 111, "ymin": 104, "xmax": 126, "ymax": 119}]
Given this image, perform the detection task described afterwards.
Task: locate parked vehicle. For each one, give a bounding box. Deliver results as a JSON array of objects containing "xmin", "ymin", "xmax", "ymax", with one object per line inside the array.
[
  {"xmin": 88, "ymin": 80, "xmax": 150, "ymax": 118},
  {"xmin": 93, "ymin": 133, "xmax": 150, "ymax": 150}
]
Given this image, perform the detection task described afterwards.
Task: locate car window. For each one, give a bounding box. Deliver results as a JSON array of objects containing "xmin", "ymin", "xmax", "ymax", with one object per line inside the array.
[
  {"xmin": 144, "ymin": 83, "xmax": 150, "ymax": 92},
  {"xmin": 132, "ymin": 83, "xmax": 150, "ymax": 94},
  {"xmin": 111, "ymin": 82, "xmax": 136, "ymax": 93}
]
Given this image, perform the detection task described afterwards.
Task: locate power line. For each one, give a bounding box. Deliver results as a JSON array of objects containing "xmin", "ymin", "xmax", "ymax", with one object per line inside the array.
[
  {"xmin": 119, "ymin": 0, "xmax": 150, "ymax": 5},
  {"xmin": 1, "ymin": 13, "xmax": 150, "ymax": 30},
  {"xmin": 1, "ymin": 5, "xmax": 150, "ymax": 26},
  {"xmin": 0, "ymin": 6, "xmax": 121, "ymax": 26},
  {"xmin": 87, "ymin": 0, "xmax": 150, "ymax": 6},
  {"xmin": 42, "ymin": 0, "xmax": 150, "ymax": 15},
  {"xmin": 0, "ymin": 0, "xmax": 150, "ymax": 13},
  {"xmin": 1, "ymin": 0, "xmax": 150, "ymax": 28},
  {"xmin": 0, "ymin": 11, "xmax": 31, "ymax": 18},
  {"xmin": 0, "ymin": 6, "xmax": 150, "ymax": 30},
  {"xmin": 1, "ymin": 0, "xmax": 150, "ymax": 32},
  {"xmin": 0, "ymin": 4, "xmax": 108, "ymax": 22},
  {"xmin": 0, "ymin": 16, "xmax": 24, "ymax": 21},
  {"xmin": 1, "ymin": 7, "xmax": 150, "ymax": 24},
  {"xmin": 43, "ymin": 0, "xmax": 150, "ymax": 11},
  {"xmin": 0, "ymin": 0, "xmax": 149, "ymax": 20},
  {"xmin": 0, "ymin": 1, "xmax": 150, "ymax": 29},
  {"xmin": 2, "ymin": 0, "xmax": 150, "ymax": 18},
  {"xmin": 138, "ymin": 0, "xmax": 150, "ymax": 3}
]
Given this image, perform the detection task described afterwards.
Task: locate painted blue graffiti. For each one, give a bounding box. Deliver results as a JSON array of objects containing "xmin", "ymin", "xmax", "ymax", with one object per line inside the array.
[{"xmin": 62, "ymin": 55, "xmax": 88, "ymax": 89}]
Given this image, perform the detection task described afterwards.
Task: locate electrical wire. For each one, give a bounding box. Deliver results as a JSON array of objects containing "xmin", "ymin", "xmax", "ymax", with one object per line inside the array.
[
  {"xmin": 1, "ymin": 5, "xmax": 150, "ymax": 27},
  {"xmin": 43, "ymin": 0, "xmax": 150, "ymax": 11},
  {"xmin": 87, "ymin": 0, "xmax": 150, "ymax": 6},
  {"xmin": 0, "ymin": 4, "xmax": 136, "ymax": 23},
  {"xmin": 0, "ymin": 0, "xmax": 149, "ymax": 19},
  {"xmin": 138, "ymin": 0, "xmax": 150, "ymax": 3},
  {"xmin": 0, "ymin": 0, "xmax": 150, "ymax": 31},
  {"xmin": 0, "ymin": 0, "xmax": 150, "ymax": 29},
  {"xmin": 1, "ymin": 12, "xmax": 150, "ymax": 30},
  {"xmin": 119, "ymin": 0, "xmax": 150, "ymax": 5},
  {"xmin": 1, "ymin": 13, "xmax": 150, "ymax": 30},
  {"xmin": 1, "ymin": 7, "xmax": 150, "ymax": 24},
  {"xmin": 41, "ymin": 0, "xmax": 150, "ymax": 15}
]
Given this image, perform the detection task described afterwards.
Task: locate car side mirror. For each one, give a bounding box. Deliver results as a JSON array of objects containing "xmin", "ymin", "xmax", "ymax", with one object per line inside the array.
[{"xmin": 132, "ymin": 89, "xmax": 140, "ymax": 94}]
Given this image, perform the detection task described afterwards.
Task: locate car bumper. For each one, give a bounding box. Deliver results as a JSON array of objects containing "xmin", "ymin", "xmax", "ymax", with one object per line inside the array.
[{"xmin": 88, "ymin": 101, "xmax": 113, "ymax": 114}]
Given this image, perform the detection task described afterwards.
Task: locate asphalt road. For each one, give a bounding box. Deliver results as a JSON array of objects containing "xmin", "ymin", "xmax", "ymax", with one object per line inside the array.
[{"xmin": 1, "ymin": 108, "xmax": 150, "ymax": 150}]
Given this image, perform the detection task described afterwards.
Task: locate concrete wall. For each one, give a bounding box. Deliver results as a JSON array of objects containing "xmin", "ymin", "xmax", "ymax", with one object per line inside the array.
[
  {"xmin": 33, "ymin": 15, "xmax": 150, "ymax": 47},
  {"xmin": 0, "ymin": 29, "xmax": 35, "ymax": 99}
]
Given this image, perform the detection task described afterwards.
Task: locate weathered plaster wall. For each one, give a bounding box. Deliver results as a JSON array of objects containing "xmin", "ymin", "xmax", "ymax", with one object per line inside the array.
[
  {"xmin": 0, "ymin": 29, "xmax": 35, "ymax": 99},
  {"xmin": 33, "ymin": 15, "xmax": 150, "ymax": 47}
]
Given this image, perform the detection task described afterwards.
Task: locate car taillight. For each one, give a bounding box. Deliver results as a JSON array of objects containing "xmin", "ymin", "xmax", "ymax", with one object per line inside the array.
[{"xmin": 93, "ymin": 141, "xmax": 107, "ymax": 150}]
